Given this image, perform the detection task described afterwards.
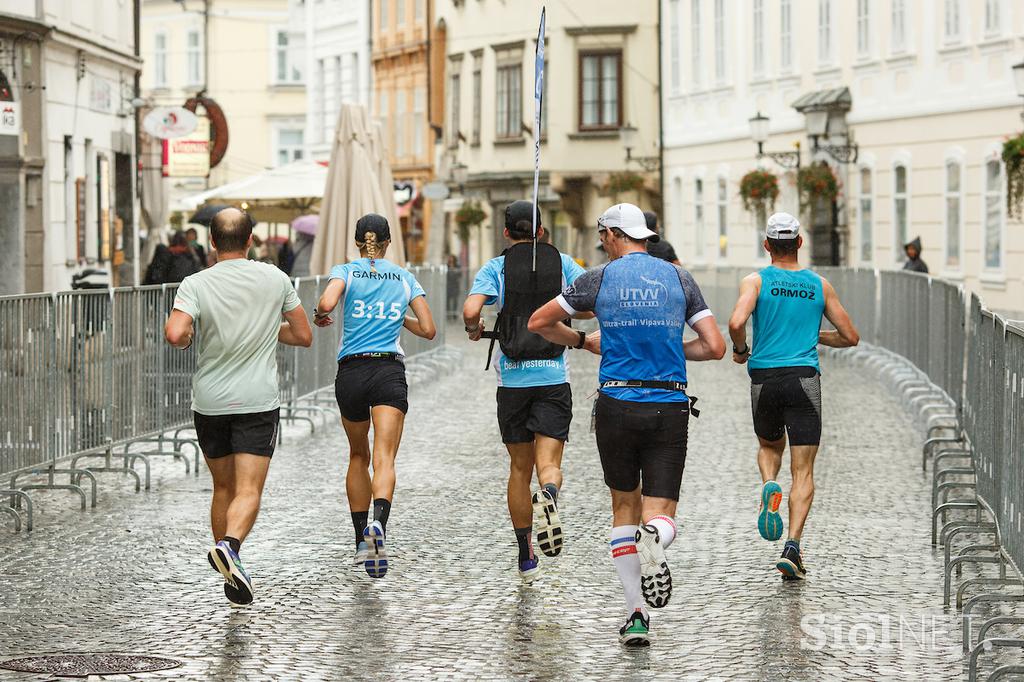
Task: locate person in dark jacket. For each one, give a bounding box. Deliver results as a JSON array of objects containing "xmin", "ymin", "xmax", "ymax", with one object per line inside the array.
[
  {"xmin": 902, "ymin": 236, "xmax": 928, "ymax": 274},
  {"xmin": 186, "ymin": 227, "xmax": 207, "ymax": 269},
  {"xmin": 144, "ymin": 231, "xmax": 203, "ymax": 284},
  {"xmin": 643, "ymin": 211, "xmax": 681, "ymax": 265}
]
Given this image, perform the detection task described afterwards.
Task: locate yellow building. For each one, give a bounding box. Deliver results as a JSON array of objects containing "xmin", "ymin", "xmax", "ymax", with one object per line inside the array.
[{"xmin": 140, "ymin": 0, "xmax": 306, "ymax": 215}]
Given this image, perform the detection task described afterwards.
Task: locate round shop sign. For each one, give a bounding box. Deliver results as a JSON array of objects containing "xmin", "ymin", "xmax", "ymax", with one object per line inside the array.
[
  {"xmin": 143, "ymin": 107, "xmax": 199, "ymax": 139},
  {"xmin": 394, "ymin": 181, "xmax": 416, "ymax": 206}
]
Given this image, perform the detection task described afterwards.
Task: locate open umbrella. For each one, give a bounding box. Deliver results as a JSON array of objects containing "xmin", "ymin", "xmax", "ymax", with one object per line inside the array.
[
  {"xmin": 189, "ymin": 203, "xmax": 231, "ymax": 227},
  {"xmin": 291, "ymin": 214, "xmax": 319, "ymax": 236}
]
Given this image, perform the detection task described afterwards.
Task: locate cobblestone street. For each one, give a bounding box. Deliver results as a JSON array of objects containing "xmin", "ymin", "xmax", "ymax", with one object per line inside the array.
[{"xmin": 0, "ymin": 336, "xmax": 965, "ymax": 680}]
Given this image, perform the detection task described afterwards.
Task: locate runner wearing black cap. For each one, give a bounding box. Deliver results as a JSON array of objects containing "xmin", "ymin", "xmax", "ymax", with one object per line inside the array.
[
  {"xmin": 642, "ymin": 211, "xmax": 681, "ymax": 265},
  {"xmin": 463, "ymin": 200, "xmax": 587, "ymax": 583},
  {"xmin": 314, "ymin": 213, "xmax": 437, "ymax": 579},
  {"xmin": 728, "ymin": 212, "xmax": 859, "ymax": 580},
  {"xmin": 529, "ymin": 202, "xmax": 725, "ymax": 646}
]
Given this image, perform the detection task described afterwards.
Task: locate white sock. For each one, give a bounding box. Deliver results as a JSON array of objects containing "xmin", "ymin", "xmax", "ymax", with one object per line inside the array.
[
  {"xmin": 647, "ymin": 515, "xmax": 677, "ymax": 549},
  {"xmin": 609, "ymin": 525, "xmax": 646, "ymax": 617}
]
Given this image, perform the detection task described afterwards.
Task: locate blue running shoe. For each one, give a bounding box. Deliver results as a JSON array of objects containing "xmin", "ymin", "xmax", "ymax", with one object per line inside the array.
[
  {"xmin": 208, "ymin": 541, "xmax": 253, "ymax": 606},
  {"xmin": 519, "ymin": 556, "xmax": 541, "ymax": 584},
  {"xmin": 353, "ymin": 541, "xmax": 369, "ymax": 566},
  {"xmin": 363, "ymin": 521, "xmax": 388, "ymax": 578},
  {"xmin": 757, "ymin": 481, "xmax": 784, "ymax": 541},
  {"xmin": 776, "ymin": 542, "xmax": 807, "ymax": 580}
]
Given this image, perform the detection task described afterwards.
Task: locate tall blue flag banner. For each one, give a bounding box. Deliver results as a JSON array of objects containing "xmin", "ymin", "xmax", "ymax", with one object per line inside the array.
[{"xmin": 532, "ymin": 7, "xmax": 545, "ymax": 243}]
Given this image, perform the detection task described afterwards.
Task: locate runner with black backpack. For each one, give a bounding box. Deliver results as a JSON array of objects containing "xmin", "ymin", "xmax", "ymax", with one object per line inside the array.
[{"xmin": 462, "ymin": 200, "xmax": 590, "ymax": 583}]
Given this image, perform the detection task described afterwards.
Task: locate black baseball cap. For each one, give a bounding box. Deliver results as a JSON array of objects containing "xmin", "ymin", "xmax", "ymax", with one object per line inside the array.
[
  {"xmin": 504, "ymin": 200, "xmax": 542, "ymax": 231},
  {"xmin": 643, "ymin": 210, "xmax": 658, "ymax": 233},
  {"xmin": 355, "ymin": 213, "xmax": 391, "ymax": 242}
]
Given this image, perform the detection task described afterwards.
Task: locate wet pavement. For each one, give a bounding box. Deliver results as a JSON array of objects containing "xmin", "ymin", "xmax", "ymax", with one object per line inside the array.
[{"xmin": 0, "ymin": 334, "xmax": 966, "ymax": 680}]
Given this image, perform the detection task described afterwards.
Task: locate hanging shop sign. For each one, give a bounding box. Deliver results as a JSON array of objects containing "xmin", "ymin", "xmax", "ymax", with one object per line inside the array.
[
  {"xmin": 162, "ymin": 116, "xmax": 211, "ymax": 177},
  {"xmin": 0, "ymin": 101, "xmax": 19, "ymax": 136},
  {"xmin": 143, "ymin": 107, "xmax": 199, "ymax": 139},
  {"xmin": 184, "ymin": 96, "xmax": 228, "ymax": 169}
]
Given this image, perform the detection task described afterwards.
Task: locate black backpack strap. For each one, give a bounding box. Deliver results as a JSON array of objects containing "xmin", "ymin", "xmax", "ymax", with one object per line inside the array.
[{"xmin": 481, "ymin": 313, "xmax": 500, "ymax": 370}]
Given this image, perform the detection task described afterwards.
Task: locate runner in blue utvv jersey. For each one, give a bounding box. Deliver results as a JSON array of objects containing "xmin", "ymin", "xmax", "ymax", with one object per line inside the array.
[
  {"xmin": 314, "ymin": 213, "xmax": 436, "ymax": 580},
  {"xmin": 727, "ymin": 212, "xmax": 859, "ymax": 582},
  {"xmin": 529, "ymin": 203, "xmax": 725, "ymax": 647}
]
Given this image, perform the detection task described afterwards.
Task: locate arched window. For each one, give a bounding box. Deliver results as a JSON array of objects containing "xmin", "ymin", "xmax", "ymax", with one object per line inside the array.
[
  {"xmin": 892, "ymin": 163, "xmax": 909, "ymax": 261},
  {"xmin": 858, "ymin": 165, "xmax": 873, "ymax": 263},
  {"xmin": 694, "ymin": 176, "xmax": 705, "ymax": 259},
  {"xmin": 944, "ymin": 158, "xmax": 963, "ymax": 269},
  {"xmin": 983, "ymin": 158, "xmax": 1004, "ymax": 270}
]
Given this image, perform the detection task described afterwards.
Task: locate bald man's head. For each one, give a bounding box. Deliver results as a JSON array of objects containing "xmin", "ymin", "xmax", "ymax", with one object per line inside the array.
[{"xmin": 210, "ymin": 208, "xmax": 254, "ymax": 253}]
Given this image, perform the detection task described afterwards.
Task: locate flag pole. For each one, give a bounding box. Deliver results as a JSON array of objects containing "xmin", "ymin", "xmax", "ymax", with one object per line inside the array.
[{"xmin": 531, "ymin": 7, "xmax": 546, "ymax": 271}]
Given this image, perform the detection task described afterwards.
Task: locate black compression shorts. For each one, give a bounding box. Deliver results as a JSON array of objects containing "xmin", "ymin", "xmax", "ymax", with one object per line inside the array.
[
  {"xmin": 193, "ymin": 408, "xmax": 280, "ymax": 459},
  {"xmin": 495, "ymin": 383, "xmax": 573, "ymax": 444},
  {"xmin": 594, "ymin": 394, "xmax": 690, "ymax": 501},
  {"xmin": 749, "ymin": 366, "xmax": 822, "ymax": 446},
  {"xmin": 335, "ymin": 357, "xmax": 409, "ymax": 422}
]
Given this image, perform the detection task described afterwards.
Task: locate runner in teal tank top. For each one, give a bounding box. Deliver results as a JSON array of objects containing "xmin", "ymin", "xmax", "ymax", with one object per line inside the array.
[{"xmin": 727, "ymin": 212, "xmax": 860, "ymax": 581}]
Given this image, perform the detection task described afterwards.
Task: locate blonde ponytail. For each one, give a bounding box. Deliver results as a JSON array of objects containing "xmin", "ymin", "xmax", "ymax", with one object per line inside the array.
[{"xmin": 360, "ymin": 231, "xmax": 379, "ymax": 271}]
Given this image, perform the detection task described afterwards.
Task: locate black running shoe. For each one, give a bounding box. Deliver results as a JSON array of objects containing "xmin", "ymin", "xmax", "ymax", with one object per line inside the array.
[{"xmin": 776, "ymin": 543, "xmax": 807, "ymax": 580}]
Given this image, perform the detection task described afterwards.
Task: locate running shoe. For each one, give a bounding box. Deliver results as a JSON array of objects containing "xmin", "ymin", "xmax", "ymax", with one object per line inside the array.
[
  {"xmin": 532, "ymin": 488, "xmax": 563, "ymax": 557},
  {"xmin": 757, "ymin": 480, "xmax": 784, "ymax": 541},
  {"xmin": 776, "ymin": 542, "xmax": 807, "ymax": 580},
  {"xmin": 353, "ymin": 541, "xmax": 369, "ymax": 566},
  {"xmin": 363, "ymin": 521, "xmax": 388, "ymax": 578},
  {"xmin": 636, "ymin": 524, "xmax": 672, "ymax": 608},
  {"xmin": 208, "ymin": 540, "xmax": 253, "ymax": 606},
  {"xmin": 519, "ymin": 556, "xmax": 541, "ymax": 584},
  {"xmin": 618, "ymin": 610, "xmax": 651, "ymax": 647}
]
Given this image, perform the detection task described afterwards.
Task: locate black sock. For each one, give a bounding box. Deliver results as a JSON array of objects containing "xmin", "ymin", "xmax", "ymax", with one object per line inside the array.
[
  {"xmin": 351, "ymin": 511, "xmax": 368, "ymax": 547},
  {"xmin": 373, "ymin": 498, "xmax": 392, "ymax": 533},
  {"xmin": 514, "ymin": 526, "xmax": 533, "ymax": 563},
  {"xmin": 223, "ymin": 536, "xmax": 241, "ymax": 555}
]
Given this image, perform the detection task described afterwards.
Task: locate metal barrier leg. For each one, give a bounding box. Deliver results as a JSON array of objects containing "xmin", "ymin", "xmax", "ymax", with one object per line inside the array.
[
  {"xmin": 11, "ymin": 466, "xmax": 92, "ymax": 510},
  {"xmin": 946, "ymin": 555, "xmax": 1005, "ymax": 605},
  {"xmin": 965, "ymin": 593, "xmax": 1024, "ymax": 654},
  {"xmin": 279, "ymin": 406, "xmax": 315, "ymax": 434},
  {"xmin": 990, "ymin": 664, "xmax": 1024, "ymax": 681},
  {"xmin": 968, "ymin": 639, "xmax": 1024, "ymax": 681},
  {"xmin": 1, "ymin": 489, "xmax": 32, "ymax": 531},
  {"xmin": 933, "ymin": 470, "xmax": 976, "ymax": 510},
  {"xmin": 0, "ymin": 503, "xmax": 20, "ymax": 532},
  {"xmin": 977, "ymin": 616, "xmax": 1024, "ymax": 643},
  {"xmin": 125, "ymin": 454, "xmax": 152, "ymax": 491},
  {"xmin": 934, "ymin": 501, "xmax": 980, "ymax": 544},
  {"xmin": 945, "ymin": 528, "xmax": 998, "ymax": 568},
  {"xmin": 960, "ymin": 576, "xmax": 1019, "ymax": 611},
  {"xmin": 71, "ymin": 450, "xmax": 143, "ymax": 494}
]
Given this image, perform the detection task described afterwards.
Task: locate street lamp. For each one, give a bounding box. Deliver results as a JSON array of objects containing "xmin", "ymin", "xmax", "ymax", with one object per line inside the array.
[
  {"xmin": 748, "ymin": 112, "xmax": 801, "ymax": 169},
  {"xmin": 803, "ymin": 107, "xmax": 858, "ymax": 164},
  {"xmin": 450, "ymin": 162, "xmax": 468, "ymax": 193},
  {"xmin": 1013, "ymin": 59, "xmax": 1024, "ymax": 120},
  {"xmin": 620, "ymin": 123, "xmax": 659, "ymax": 172}
]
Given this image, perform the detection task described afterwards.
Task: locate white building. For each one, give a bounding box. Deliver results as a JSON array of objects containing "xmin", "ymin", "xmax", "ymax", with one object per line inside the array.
[
  {"xmin": 0, "ymin": 0, "xmax": 141, "ymax": 293},
  {"xmin": 661, "ymin": 0, "xmax": 1024, "ymax": 314},
  {"xmin": 288, "ymin": 0, "xmax": 372, "ymax": 160}
]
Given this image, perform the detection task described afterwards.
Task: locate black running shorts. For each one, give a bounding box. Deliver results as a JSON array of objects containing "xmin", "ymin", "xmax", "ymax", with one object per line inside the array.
[
  {"xmin": 594, "ymin": 394, "xmax": 689, "ymax": 501},
  {"xmin": 335, "ymin": 357, "xmax": 409, "ymax": 422},
  {"xmin": 749, "ymin": 366, "xmax": 822, "ymax": 446},
  {"xmin": 495, "ymin": 383, "xmax": 573, "ymax": 444},
  {"xmin": 193, "ymin": 408, "xmax": 280, "ymax": 459}
]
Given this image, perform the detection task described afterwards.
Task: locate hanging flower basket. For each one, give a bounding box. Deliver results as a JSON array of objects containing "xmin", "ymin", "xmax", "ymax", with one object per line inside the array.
[
  {"xmin": 1001, "ymin": 133, "xmax": 1024, "ymax": 219},
  {"xmin": 602, "ymin": 171, "xmax": 645, "ymax": 197},
  {"xmin": 738, "ymin": 169, "xmax": 780, "ymax": 217},
  {"xmin": 454, "ymin": 200, "xmax": 486, "ymax": 243},
  {"xmin": 797, "ymin": 162, "xmax": 840, "ymax": 213}
]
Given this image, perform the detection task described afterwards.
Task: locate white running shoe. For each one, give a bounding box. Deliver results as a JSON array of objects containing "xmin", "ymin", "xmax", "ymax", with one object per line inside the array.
[
  {"xmin": 532, "ymin": 488, "xmax": 563, "ymax": 557},
  {"xmin": 636, "ymin": 524, "xmax": 672, "ymax": 608},
  {"xmin": 363, "ymin": 521, "xmax": 388, "ymax": 578}
]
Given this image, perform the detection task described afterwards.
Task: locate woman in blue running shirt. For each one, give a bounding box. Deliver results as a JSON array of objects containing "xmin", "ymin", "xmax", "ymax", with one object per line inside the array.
[{"xmin": 313, "ymin": 213, "xmax": 436, "ymax": 579}]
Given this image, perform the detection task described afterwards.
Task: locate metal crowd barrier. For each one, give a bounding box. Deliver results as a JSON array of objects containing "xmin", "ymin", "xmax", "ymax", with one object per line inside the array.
[{"xmin": 0, "ymin": 265, "xmax": 451, "ymax": 532}]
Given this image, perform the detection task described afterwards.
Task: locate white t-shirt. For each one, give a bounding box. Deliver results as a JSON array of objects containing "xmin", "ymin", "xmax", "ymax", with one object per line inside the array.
[{"xmin": 173, "ymin": 258, "xmax": 301, "ymax": 415}]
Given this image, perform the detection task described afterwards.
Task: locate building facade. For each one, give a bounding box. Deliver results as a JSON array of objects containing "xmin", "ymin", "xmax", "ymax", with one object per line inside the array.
[
  {"xmin": 0, "ymin": 0, "xmax": 141, "ymax": 294},
  {"xmin": 289, "ymin": 0, "xmax": 371, "ymax": 161},
  {"xmin": 436, "ymin": 0, "xmax": 662, "ymax": 269},
  {"xmin": 662, "ymin": 0, "xmax": 1024, "ymax": 314},
  {"xmin": 372, "ymin": 0, "xmax": 438, "ymax": 264},
  {"xmin": 141, "ymin": 0, "xmax": 306, "ymax": 214}
]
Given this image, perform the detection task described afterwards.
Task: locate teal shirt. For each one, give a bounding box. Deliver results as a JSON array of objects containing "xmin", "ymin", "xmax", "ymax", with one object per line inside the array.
[{"xmin": 748, "ymin": 266, "xmax": 825, "ymax": 372}]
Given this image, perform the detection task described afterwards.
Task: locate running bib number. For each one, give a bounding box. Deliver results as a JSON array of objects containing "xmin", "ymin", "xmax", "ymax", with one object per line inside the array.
[{"xmin": 351, "ymin": 300, "xmax": 404, "ymax": 321}]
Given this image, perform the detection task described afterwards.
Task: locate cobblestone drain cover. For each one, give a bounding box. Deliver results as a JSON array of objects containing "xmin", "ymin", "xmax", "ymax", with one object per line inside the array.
[{"xmin": 0, "ymin": 653, "xmax": 181, "ymax": 677}]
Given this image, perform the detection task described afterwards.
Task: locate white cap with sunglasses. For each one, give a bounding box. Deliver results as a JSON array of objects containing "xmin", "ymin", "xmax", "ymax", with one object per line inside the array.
[
  {"xmin": 597, "ymin": 203, "xmax": 661, "ymax": 243},
  {"xmin": 765, "ymin": 212, "xmax": 800, "ymax": 240}
]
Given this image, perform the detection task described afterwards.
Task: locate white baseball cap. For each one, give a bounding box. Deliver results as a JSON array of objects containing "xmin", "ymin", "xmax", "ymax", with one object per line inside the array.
[
  {"xmin": 765, "ymin": 212, "xmax": 801, "ymax": 240},
  {"xmin": 597, "ymin": 203, "xmax": 660, "ymax": 242}
]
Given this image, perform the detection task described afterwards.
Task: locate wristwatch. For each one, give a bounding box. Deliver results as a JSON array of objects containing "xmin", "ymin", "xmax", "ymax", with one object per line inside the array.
[
  {"xmin": 465, "ymin": 322, "xmax": 482, "ymax": 333},
  {"xmin": 313, "ymin": 307, "xmax": 330, "ymax": 320},
  {"xmin": 733, "ymin": 343, "xmax": 750, "ymax": 355},
  {"xmin": 574, "ymin": 330, "xmax": 586, "ymax": 349}
]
